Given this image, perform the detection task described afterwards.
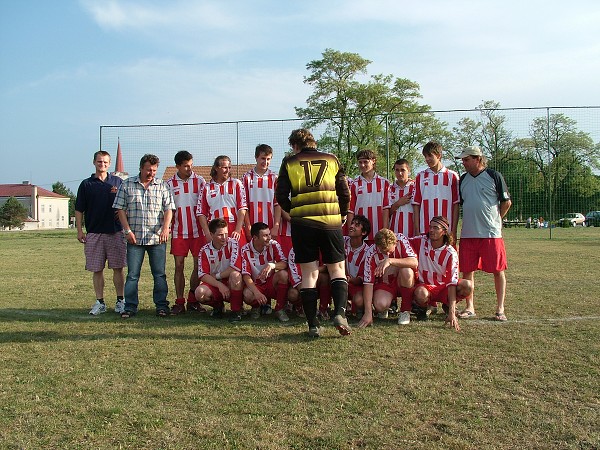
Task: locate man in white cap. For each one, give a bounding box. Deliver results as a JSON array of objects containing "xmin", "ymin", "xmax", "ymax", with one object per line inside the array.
[{"xmin": 457, "ymin": 146, "xmax": 511, "ymax": 321}]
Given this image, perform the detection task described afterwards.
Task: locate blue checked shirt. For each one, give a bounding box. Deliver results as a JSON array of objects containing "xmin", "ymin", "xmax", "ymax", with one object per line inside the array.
[{"xmin": 113, "ymin": 175, "xmax": 175, "ymax": 245}]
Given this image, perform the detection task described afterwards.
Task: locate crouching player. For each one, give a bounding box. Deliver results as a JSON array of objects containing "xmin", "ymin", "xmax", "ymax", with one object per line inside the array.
[
  {"xmin": 241, "ymin": 222, "xmax": 290, "ymax": 322},
  {"xmin": 409, "ymin": 216, "xmax": 472, "ymax": 331},
  {"xmin": 287, "ymin": 248, "xmax": 332, "ymax": 319},
  {"xmin": 357, "ymin": 228, "xmax": 418, "ymax": 328},
  {"xmin": 194, "ymin": 218, "xmax": 244, "ymax": 322},
  {"xmin": 344, "ymin": 215, "xmax": 371, "ymax": 317}
]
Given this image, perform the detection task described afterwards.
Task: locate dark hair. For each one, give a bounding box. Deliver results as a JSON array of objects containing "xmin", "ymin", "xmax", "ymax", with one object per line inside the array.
[
  {"xmin": 250, "ymin": 221, "xmax": 269, "ymax": 237},
  {"xmin": 394, "ymin": 158, "xmax": 410, "ymax": 167},
  {"xmin": 356, "ymin": 149, "xmax": 376, "ymax": 161},
  {"xmin": 255, "ymin": 144, "xmax": 273, "ymax": 158},
  {"xmin": 422, "ymin": 141, "xmax": 442, "ymax": 157},
  {"xmin": 430, "ymin": 216, "xmax": 454, "ymax": 246},
  {"xmin": 208, "ymin": 218, "xmax": 228, "ymax": 234},
  {"xmin": 288, "ymin": 128, "xmax": 317, "ymax": 149},
  {"xmin": 351, "ymin": 215, "xmax": 371, "ymax": 240},
  {"xmin": 174, "ymin": 150, "xmax": 193, "ymax": 165},
  {"xmin": 140, "ymin": 154, "xmax": 160, "ymax": 168},
  {"xmin": 93, "ymin": 150, "xmax": 110, "ymax": 161},
  {"xmin": 210, "ymin": 155, "xmax": 231, "ymax": 179}
]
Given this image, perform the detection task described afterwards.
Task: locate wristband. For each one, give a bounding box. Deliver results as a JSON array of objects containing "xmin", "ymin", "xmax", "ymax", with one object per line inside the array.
[
  {"xmin": 123, "ymin": 229, "xmax": 132, "ymax": 235},
  {"xmin": 215, "ymin": 272, "xmax": 222, "ymax": 281}
]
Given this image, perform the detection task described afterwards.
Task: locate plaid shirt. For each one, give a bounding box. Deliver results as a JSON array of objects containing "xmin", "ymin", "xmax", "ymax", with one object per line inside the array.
[{"xmin": 113, "ymin": 175, "xmax": 175, "ymax": 245}]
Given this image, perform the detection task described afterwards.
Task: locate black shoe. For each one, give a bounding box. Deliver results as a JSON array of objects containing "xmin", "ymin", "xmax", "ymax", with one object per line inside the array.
[
  {"xmin": 415, "ymin": 306, "xmax": 428, "ymax": 321},
  {"xmin": 260, "ymin": 304, "xmax": 272, "ymax": 315},
  {"xmin": 210, "ymin": 307, "xmax": 224, "ymax": 318},
  {"xmin": 229, "ymin": 311, "xmax": 242, "ymax": 323}
]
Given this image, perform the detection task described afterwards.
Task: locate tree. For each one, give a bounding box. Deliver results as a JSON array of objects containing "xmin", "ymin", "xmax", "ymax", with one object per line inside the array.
[
  {"xmin": 0, "ymin": 197, "xmax": 29, "ymax": 230},
  {"xmin": 52, "ymin": 181, "xmax": 76, "ymax": 222},
  {"xmin": 296, "ymin": 49, "xmax": 447, "ymax": 177}
]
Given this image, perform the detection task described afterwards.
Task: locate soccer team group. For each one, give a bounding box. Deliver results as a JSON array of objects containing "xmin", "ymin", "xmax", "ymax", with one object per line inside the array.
[{"xmin": 75, "ymin": 129, "xmax": 512, "ymax": 336}]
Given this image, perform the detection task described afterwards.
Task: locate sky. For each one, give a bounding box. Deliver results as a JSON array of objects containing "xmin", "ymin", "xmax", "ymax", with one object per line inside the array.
[{"xmin": 1, "ymin": 0, "xmax": 599, "ymax": 193}]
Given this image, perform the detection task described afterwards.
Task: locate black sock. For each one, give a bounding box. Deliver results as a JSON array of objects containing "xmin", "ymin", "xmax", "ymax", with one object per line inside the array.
[
  {"xmin": 117, "ymin": 296, "xmax": 124, "ymax": 301},
  {"xmin": 97, "ymin": 298, "xmax": 105, "ymax": 304},
  {"xmin": 330, "ymin": 278, "xmax": 349, "ymax": 317},
  {"xmin": 300, "ymin": 288, "xmax": 319, "ymax": 328}
]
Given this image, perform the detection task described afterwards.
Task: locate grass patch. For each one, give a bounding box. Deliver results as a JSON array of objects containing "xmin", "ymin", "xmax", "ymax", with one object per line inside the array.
[{"xmin": 0, "ymin": 229, "xmax": 599, "ymax": 449}]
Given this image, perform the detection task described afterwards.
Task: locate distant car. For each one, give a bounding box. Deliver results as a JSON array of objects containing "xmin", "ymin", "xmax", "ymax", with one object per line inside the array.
[
  {"xmin": 558, "ymin": 213, "xmax": 586, "ymax": 227},
  {"xmin": 585, "ymin": 211, "xmax": 600, "ymax": 227}
]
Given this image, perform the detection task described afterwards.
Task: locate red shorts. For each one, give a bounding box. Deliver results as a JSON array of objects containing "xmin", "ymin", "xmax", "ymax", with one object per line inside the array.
[
  {"xmin": 252, "ymin": 276, "xmax": 277, "ymax": 300},
  {"xmin": 373, "ymin": 276, "xmax": 399, "ymax": 296},
  {"xmin": 416, "ymin": 280, "xmax": 467, "ymax": 305},
  {"xmin": 348, "ymin": 282, "xmax": 363, "ymax": 299},
  {"xmin": 199, "ymin": 279, "xmax": 230, "ymax": 304},
  {"xmin": 276, "ymin": 235, "xmax": 293, "ymax": 257},
  {"xmin": 170, "ymin": 236, "xmax": 205, "ymax": 257},
  {"xmin": 459, "ymin": 238, "xmax": 507, "ymax": 273}
]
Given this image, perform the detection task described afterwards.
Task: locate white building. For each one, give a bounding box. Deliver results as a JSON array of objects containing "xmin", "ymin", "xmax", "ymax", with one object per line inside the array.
[{"xmin": 0, "ymin": 182, "xmax": 70, "ymax": 230}]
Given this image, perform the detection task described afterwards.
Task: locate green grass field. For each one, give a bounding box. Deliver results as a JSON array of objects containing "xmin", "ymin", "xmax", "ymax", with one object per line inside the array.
[{"xmin": 0, "ymin": 228, "xmax": 599, "ymax": 449}]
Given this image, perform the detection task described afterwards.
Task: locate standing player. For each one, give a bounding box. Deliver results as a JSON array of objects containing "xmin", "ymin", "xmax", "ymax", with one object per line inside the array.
[
  {"xmin": 457, "ymin": 146, "xmax": 511, "ymax": 321},
  {"xmin": 344, "ymin": 215, "xmax": 371, "ymax": 317},
  {"xmin": 194, "ymin": 218, "xmax": 244, "ymax": 322},
  {"xmin": 276, "ymin": 128, "xmax": 352, "ymax": 337},
  {"xmin": 409, "ymin": 216, "xmax": 472, "ymax": 330},
  {"xmin": 166, "ymin": 150, "xmax": 206, "ymax": 315},
  {"xmin": 75, "ymin": 150, "xmax": 126, "ymax": 315},
  {"xmin": 242, "ymin": 144, "xmax": 281, "ymax": 241},
  {"xmin": 412, "ymin": 141, "xmax": 460, "ymax": 239},
  {"xmin": 357, "ymin": 229, "xmax": 418, "ymax": 328},
  {"xmin": 386, "ymin": 158, "xmax": 415, "ymax": 238},
  {"xmin": 197, "ymin": 155, "xmax": 248, "ymax": 247},
  {"xmin": 347, "ymin": 149, "xmax": 390, "ymax": 244},
  {"xmin": 240, "ymin": 222, "xmax": 290, "ymax": 322}
]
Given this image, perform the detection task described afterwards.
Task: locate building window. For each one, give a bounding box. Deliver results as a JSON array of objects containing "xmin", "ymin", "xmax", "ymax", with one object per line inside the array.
[
  {"xmin": 49, "ymin": 219, "xmax": 52, "ymax": 227},
  {"xmin": 49, "ymin": 204, "xmax": 52, "ymax": 213},
  {"xmin": 41, "ymin": 204, "xmax": 45, "ymax": 213},
  {"xmin": 41, "ymin": 219, "xmax": 45, "ymax": 227}
]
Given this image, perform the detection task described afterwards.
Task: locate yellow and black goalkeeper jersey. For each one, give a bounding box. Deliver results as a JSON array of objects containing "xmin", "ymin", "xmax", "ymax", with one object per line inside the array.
[{"xmin": 276, "ymin": 148, "xmax": 351, "ymax": 230}]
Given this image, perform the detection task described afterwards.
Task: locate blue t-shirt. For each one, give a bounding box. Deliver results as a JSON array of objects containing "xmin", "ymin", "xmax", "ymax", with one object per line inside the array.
[{"xmin": 75, "ymin": 173, "xmax": 123, "ymax": 234}]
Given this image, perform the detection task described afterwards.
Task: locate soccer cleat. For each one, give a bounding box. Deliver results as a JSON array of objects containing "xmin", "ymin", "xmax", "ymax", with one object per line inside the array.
[
  {"xmin": 415, "ymin": 306, "xmax": 428, "ymax": 321},
  {"xmin": 250, "ymin": 307, "xmax": 261, "ymax": 320},
  {"xmin": 376, "ymin": 310, "xmax": 389, "ymax": 319},
  {"xmin": 210, "ymin": 306, "xmax": 224, "ymax": 318},
  {"xmin": 397, "ymin": 311, "xmax": 410, "ymax": 325},
  {"xmin": 170, "ymin": 303, "xmax": 186, "ymax": 315},
  {"xmin": 308, "ymin": 326, "xmax": 323, "ymax": 338},
  {"xmin": 229, "ymin": 311, "xmax": 242, "ymax": 323},
  {"xmin": 114, "ymin": 300, "xmax": 125, "ymax": 314},
  {"xmin": 260, "ymin": 304, "xmax": 273, "ymax": 315},
  {"xmin": 332, "ymin": 314, "xmax": 352, "ymax": 336},
  {"xmin": 89, "ymin": 300, "xmax": 107, "ymax": 315},
  {"xmin": 275, "ymin": 309, "xmax": 290, "ymax": 322},
  {"xmin": 187, "ymin": 302, "xmax": 207, "ymax": 313},
  {"xmin": 317, "ymin": 310, "xmax": 330, "ymax": 321}
]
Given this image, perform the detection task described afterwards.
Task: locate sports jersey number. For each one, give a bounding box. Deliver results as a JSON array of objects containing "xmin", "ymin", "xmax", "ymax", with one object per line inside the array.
[{"xmin": 299, "ymin": 160, "xmax": 328, "ymax": 187}]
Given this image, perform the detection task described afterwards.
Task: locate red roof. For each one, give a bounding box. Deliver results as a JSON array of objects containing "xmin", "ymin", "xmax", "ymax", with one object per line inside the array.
[
  {"xmin": 0, "ymin": 184, "xmax": 69, "ymax": 198},
  {"xmin": 161, "ymin": 164, "xmax": 256, "ymax": 181}
]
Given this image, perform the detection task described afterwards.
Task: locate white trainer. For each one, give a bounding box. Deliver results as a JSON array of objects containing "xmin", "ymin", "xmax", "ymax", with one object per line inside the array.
[
  {"xmin": 114, "ymin": 300, "xmax": 125, "ymax": 314},
  {"xmin": 397, "ymin": 311, "xmax": 410, "ymax": 325},
  {"xmin": 89, "ymin": 300, "xmax": 107, "ymax": 315},
  {"xmin": 275, "ymin": 309, "xmax": 290, "ymax": 322}
]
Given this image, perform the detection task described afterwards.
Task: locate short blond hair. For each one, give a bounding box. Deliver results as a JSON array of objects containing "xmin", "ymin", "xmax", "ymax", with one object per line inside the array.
[{"xmin": 374, "ymin": 228, "xmax": 397, "ymax": 252}]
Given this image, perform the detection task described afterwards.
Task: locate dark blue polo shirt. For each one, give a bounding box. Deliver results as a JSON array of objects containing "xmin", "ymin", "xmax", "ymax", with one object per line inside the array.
[{"xmin": 75, "ymin": 173, "xmax": 123, "ymax": 233}]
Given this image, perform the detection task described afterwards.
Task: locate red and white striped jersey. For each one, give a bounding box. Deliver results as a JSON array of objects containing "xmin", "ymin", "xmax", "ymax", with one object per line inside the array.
[
  {"xmin": 167, "ymin": 172, "xmax": 205, "ymax": 239},
  {"xmin": 363, "ymin": 233, "xmax": 416, "ymax": 284},
  {"xmin": 349, "ymin": 173, "xmax": 390, "ymax": 241},
  {"xmin": 343, "ymin": 236, "xmax": 369, "ymax": 279},
  {"xmin": 197, "ymin": 178, "xmax": 247, "ymax": 224},
  {"xmin": 242, "ymin": 168, "xmax": 278, "ymax": 228},
  {"xmin": 412, "ymin": 167, "xmax": 459, "ymax": 233},
  {"xmin": 409, "ymin": 235, "xmax": 458, "ymax": 287},
  {"xmin": 287, "ymin": 248, "xmax": 302, "ymax": 287},
  {"xmin": 197, "ymin": 238, "xmax": 241, "ymax": 279},
  {"xmin": 241, "ymin": 239, "xmax": 287, "ymax": 285},
  {"xmin": 387, "ymin": 180, "xmax": 415, "ymax": 237}
]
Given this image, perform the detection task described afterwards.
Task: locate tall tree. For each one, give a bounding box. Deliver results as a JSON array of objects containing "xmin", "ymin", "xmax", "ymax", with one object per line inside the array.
[
  {"xmin": 0, "ymin": 197, "xmax": 29, "ymax": 230},
  {"xmin": 52, "ymin": 181, "xmax": 76, "ymax": 221}
]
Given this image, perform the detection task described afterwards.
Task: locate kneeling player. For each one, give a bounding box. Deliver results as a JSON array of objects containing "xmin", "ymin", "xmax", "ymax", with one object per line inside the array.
[
  {"xmin": 241, "ymin": 222, "xmax": 290, "ymax": 322},
  {"xmin": 357, "ymin": 228, "xmax": 418, "ymax": 328},
  {"xmin": 409, "ymin": 216, "xmax": 472, "ymax": 331},
  {"xmin": 344, "ymin": 215, "xmax": 371, "ymax": 317},
  {"xmin": 194, "ymin": 218, "xmax": 244, "ymax": 322}
]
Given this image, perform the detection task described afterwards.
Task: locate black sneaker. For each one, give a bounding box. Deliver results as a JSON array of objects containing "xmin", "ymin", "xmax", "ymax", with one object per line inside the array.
[
  {"xmin": 210, "ymin": 306, "xmax": 224, "ymax": 318},
  {"xmin": 415, "ymin": 306, "xmax": 428, "ymax": 321},
  {"xmin": 308, "ymin": 326, "xmax": 322, "ymax": 338},
  {"xmin": 229, "ymin": 311, "xmax": 242, "ymax": 323},
  {"xmin": 260, "ymin": 304, "xmax": 272, "ymax": 315}
]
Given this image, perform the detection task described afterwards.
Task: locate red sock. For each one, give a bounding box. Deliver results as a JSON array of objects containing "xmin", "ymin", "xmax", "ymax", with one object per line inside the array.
[
  {"xmin": 230, "ymin": 289, "xmax": 243, "ymax": 312},
  {"xmin": 175, "ymin": 297, "xmax": 185, "ymax": 305},
  {"xmin": 398, "ymin": 287, "xmax": 415, "ymax": 312},
  {"xmin": 275, "ymin": 283, "xmax": 289, "ymax": 311},
  {"xmin": 319, "ymin": 283, "xmax": 331, "ymax": 313}
]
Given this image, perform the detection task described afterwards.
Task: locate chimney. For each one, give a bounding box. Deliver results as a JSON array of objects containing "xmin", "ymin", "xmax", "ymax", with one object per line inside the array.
[
  {"xmin": 22, "ymin": 180, "xmax": 30, "ymax": 185},
  {"xmin": 115, "ymin": 139, "xmax": 125, "ymax": 173}
]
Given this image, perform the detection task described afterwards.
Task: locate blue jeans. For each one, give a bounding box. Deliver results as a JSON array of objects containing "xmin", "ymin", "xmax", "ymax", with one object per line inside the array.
[{"xmin": 124, "ymin": 243, "xmax": 169, "ymax": 313}]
